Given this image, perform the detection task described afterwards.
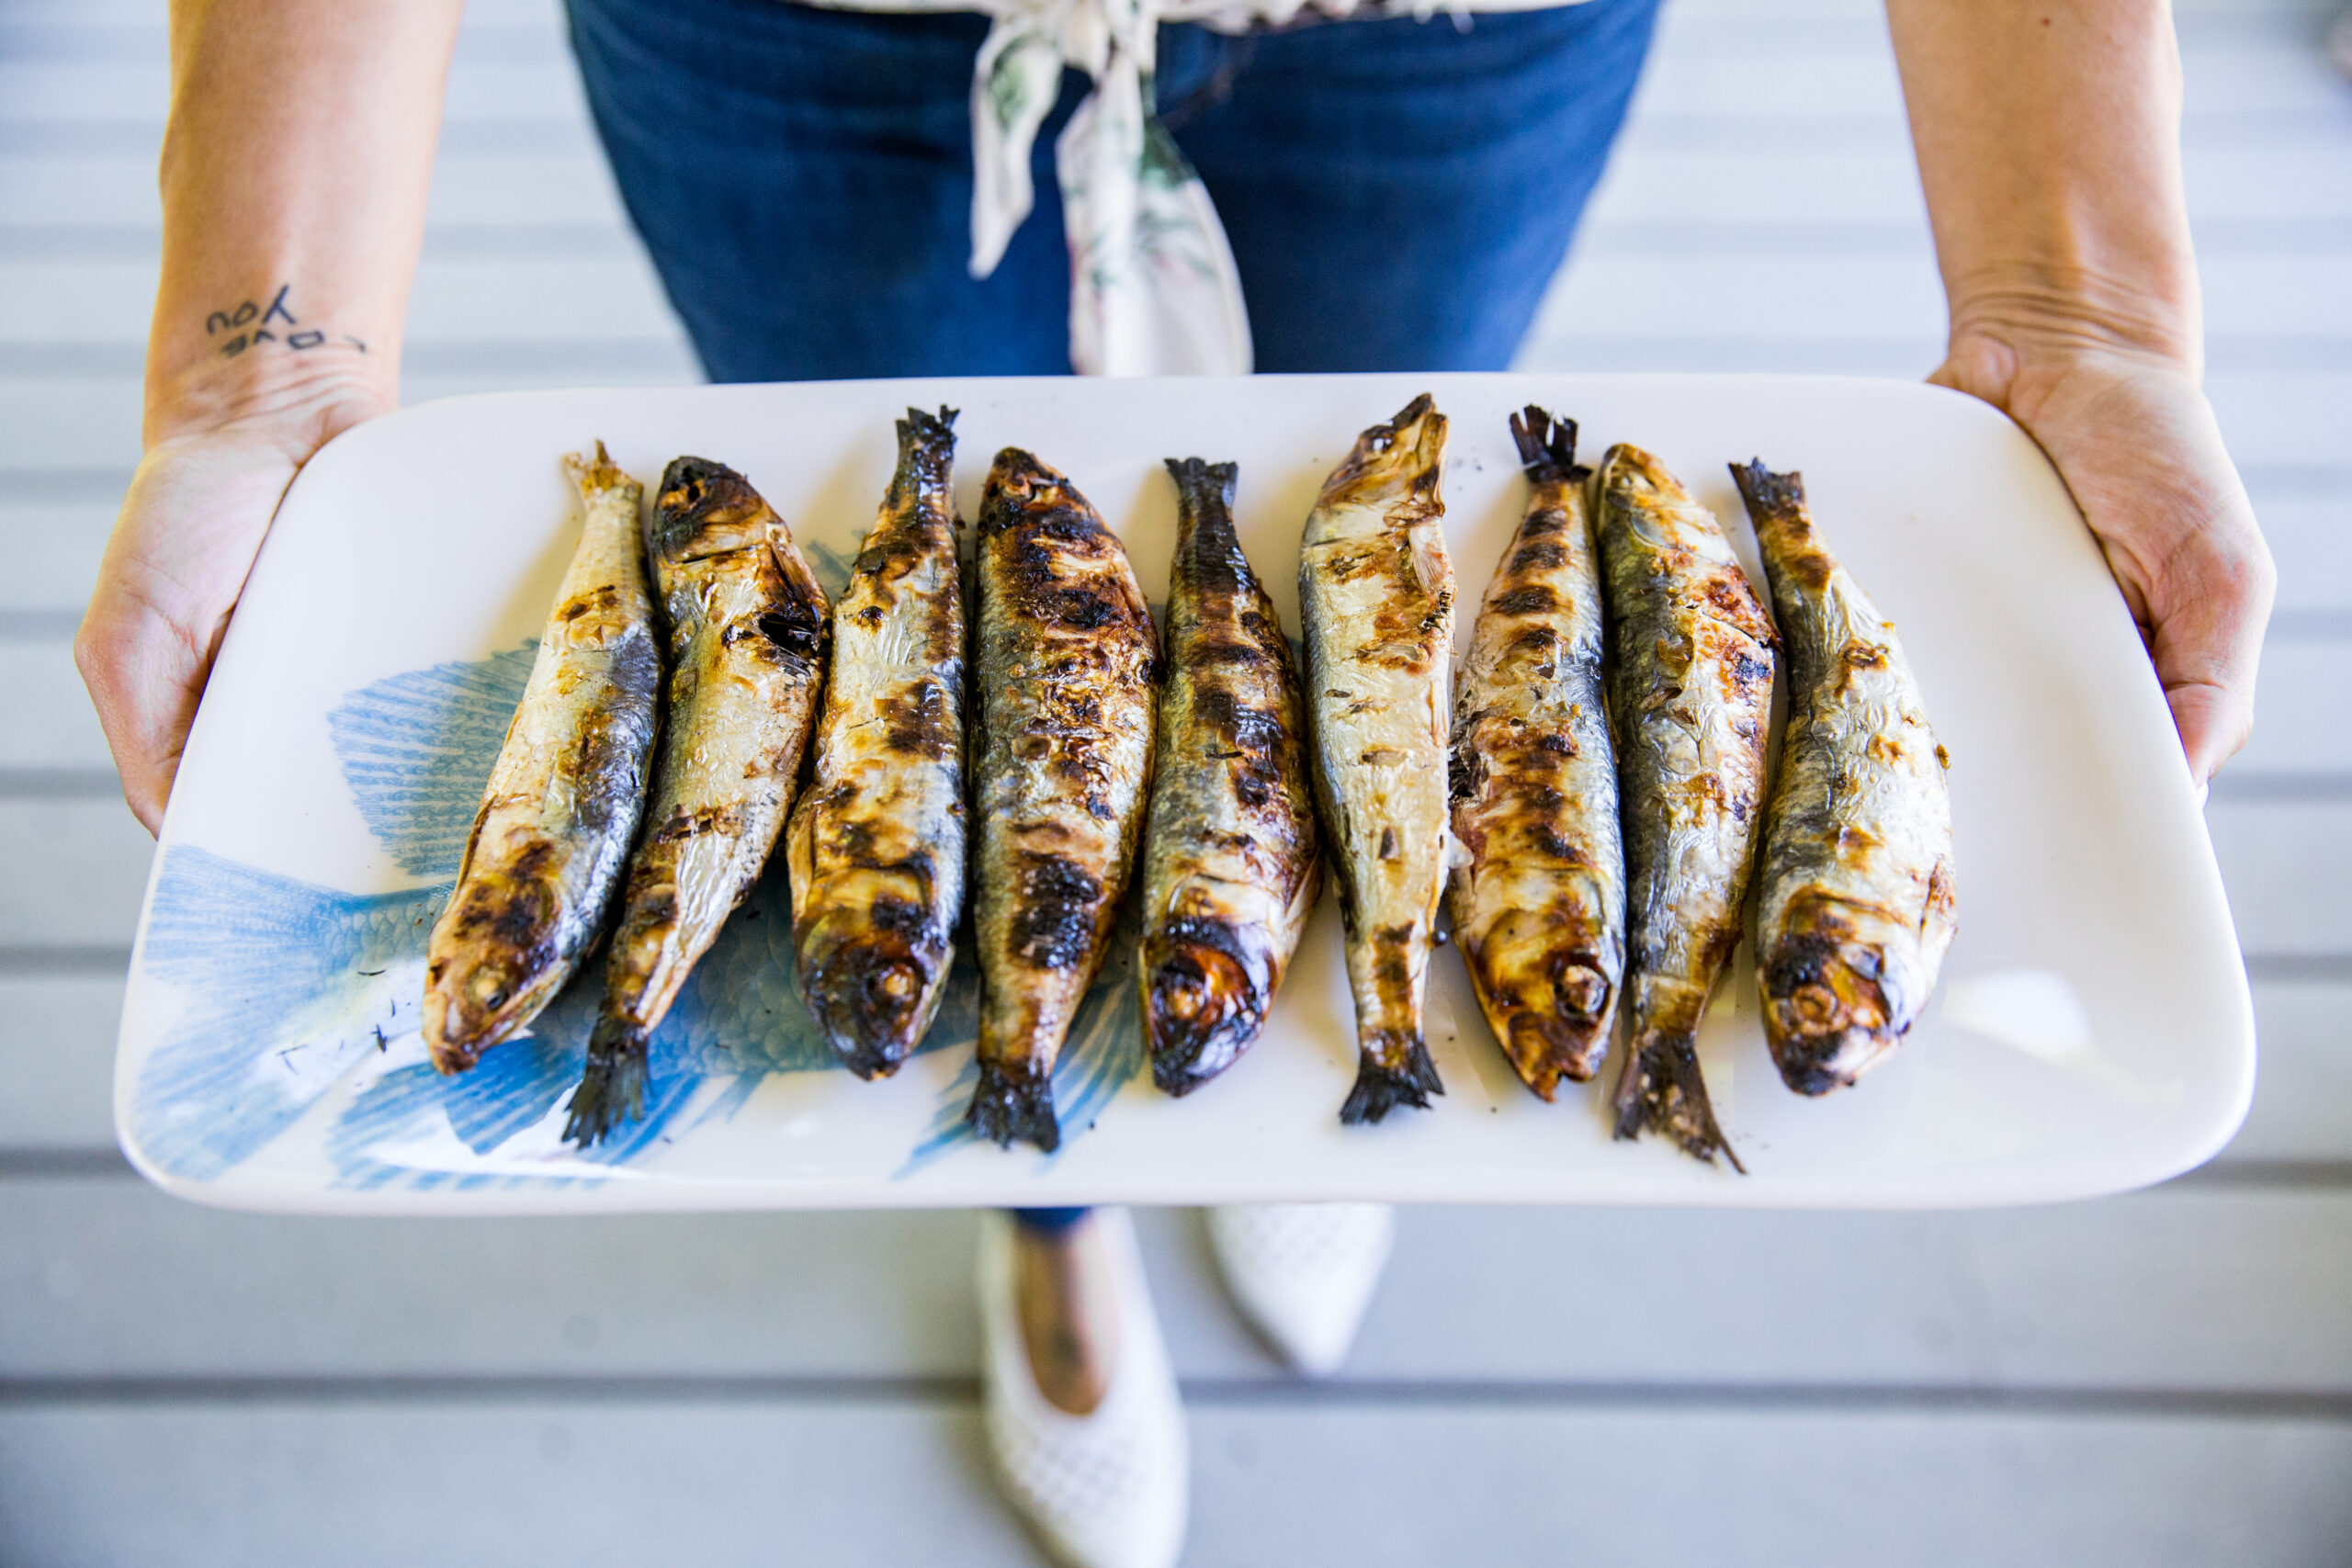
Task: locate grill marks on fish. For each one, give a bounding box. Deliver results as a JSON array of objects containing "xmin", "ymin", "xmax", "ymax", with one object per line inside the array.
[
  {"xmin": 1733, "ymin": 461, "xmax": 1955, "ymax": 1096},
  {"xmin": 785, "ymin": 408, "xmax": 968, "ymax": 1080},
  {"xmin": 968, "ymin": 448, "xmax": 1159, "ymax": 1150},
  {"xmin": 566, "ymin": 456, "xmax": 831, "ymax": 1145},
  {"xmin": 424, "ymin": 445, "xmax": 662, "ymax": 1074},
  {"xmin": 1138, "ymin": 457, "xmax": 1321, "ymax": 1099},
  {"xmin": 1597, "ymin": 443, "xmax": 1778, "ymax": 1169},
  {"xmin": 1300, "ymin": 394, "xmax": 1454, "ymax": 1124},
  {"xmin": 1448, "ymin": 409, "xmax": 1625, "ymax": 1100}
]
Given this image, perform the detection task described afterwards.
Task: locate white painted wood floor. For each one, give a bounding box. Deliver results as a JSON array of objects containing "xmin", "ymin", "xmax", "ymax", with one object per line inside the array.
[{"xmin": 3, "ymin": 0, "xmax": 2349, "ymax": 1562}]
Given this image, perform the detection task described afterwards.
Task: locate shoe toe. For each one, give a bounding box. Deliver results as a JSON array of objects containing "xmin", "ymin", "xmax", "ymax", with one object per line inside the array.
[
  {"xmin": 978, "ymin": 1211, "xmax": 1189, "ymax": 1568},
  {"xmin": 1205, "ymin": 1201, "xmax": 1395, "ymax": 1377}
]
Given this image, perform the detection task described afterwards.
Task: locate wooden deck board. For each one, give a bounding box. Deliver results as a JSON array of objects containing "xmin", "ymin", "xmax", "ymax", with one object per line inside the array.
[
  {"xmin": 2, "ymin": 1399, "xmax": 2349, "ymax": 1568},
  {"xmin": 1, "ymin": 1183, "xmax": 2347, "ymax": 1391},
  {"xmin": 1, "ymin": 0, "xmax": 2346, "ymax": 1559}
]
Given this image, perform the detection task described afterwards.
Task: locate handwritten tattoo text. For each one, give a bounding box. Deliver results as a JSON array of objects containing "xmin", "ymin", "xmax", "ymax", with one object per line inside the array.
[{"xmin": 204, "ymin": 286, "xmax": 368, "ymax": 359}]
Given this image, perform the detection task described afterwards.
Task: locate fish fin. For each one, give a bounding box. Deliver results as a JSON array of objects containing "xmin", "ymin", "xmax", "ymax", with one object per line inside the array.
[
  {"xmin": 1729, "ymin": 459, "xmax": 1807, "ymax": 525},
  {"xmin": 1338, "ymin": 1039, "xmax": 1445, "ymax": 1125},
  {"xmin": 966, "ymin": 1061, "xmax": 1060, "ymax": 1153},
  {"xmin": 1610, "ymin": 1032, "xmax": 1744, "ymax": 1173},
  {"xmin": 896, "ymin": 406, "xmax": 960, "ymax": 491},
  {"xmin": 563, "ymin": 1022, "xmax": 648, "ymax": 1148},
  {"xmin": 902, "ymin": 404, "xmax": 958, "ymax": 438},
  {"xmin": 561, "ymin": 441, "xmax": 631, "ymax": 493},
  {"xmin": 1508, "ymin": 406, "xmax": 1591, "ymax": 484},
  {"xmin": 1163, "ymin": 456, "xmax": 1239, "ymax": 507}
]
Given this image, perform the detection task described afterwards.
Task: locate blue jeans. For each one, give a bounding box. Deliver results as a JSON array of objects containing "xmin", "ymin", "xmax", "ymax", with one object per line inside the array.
[
  {"xmin": 563, "ymin": 0, "xmax": 1660, "ymax": 1233},
  {"xmin": 565, "ymin": 0, "xmax": 1663, "ymax": 378}
]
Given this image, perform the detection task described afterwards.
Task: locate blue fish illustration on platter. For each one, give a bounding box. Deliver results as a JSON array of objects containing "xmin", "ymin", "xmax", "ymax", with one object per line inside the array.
[{"xmin": 126, "ymin": 636, "xmax": 1146, "ymax": 1192}]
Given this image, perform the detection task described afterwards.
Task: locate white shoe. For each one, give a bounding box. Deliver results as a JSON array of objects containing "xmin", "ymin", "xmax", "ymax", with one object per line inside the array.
[
  {"xmin": 1204, "ymin": 1202, "xmax": 1395, "ymax": 1377},
  {"xmin": 976, "ymin": 1210, "xmax": 1188, "ymax": 1568}
]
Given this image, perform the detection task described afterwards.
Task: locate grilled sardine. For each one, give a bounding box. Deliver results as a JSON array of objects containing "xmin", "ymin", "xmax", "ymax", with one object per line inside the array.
[
  {"xmin": 1299, "ymin": 393, "xmax": 1455, "ymax": 1124},
  {"xmin": 1733, "ymin": 461, "xmax": 1955, "ymax": 1094},
  {"xmin": 1137, "ymin": 457, "xmax": 1321, "ymax": 1097},
  {"xmin": 1598, "ymin": 444, "xmax": 1777, "ymax": 1168},
  {"xmin": 967, "ymin": 449, "xmax": 1159, "ymax": 1151},
  {"xmin": 423, "ymin": 444, "xmax": 661, "ymax": 1072},
  {"xmin": 566, "ymin": 457, "xmax": 831, "ymax": 1144},
  {"xmin": 785, "ymin": 409, "xmax": 968, "ymax": 1078},
  {"xmin": 1448, "ymin": 410, "xmax": 1624, "ymax": 1099}
]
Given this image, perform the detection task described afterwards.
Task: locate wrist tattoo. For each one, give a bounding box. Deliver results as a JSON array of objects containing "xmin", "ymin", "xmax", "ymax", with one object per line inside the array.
[{"xmin": 203, "ymin": 285, "xmax": 368, "ymax": 359}]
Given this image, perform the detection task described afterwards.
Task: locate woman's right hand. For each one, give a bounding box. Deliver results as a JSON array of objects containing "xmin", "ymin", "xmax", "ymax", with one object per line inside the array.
[{"xmin": 76, "ymin": 379, "xmax": 390, "ymax": 833}]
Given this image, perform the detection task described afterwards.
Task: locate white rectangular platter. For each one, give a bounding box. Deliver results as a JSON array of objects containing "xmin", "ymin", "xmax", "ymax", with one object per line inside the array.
[{"xmin": 115, "ymin": 373, "xmax": 2253, "ymax": 1214}]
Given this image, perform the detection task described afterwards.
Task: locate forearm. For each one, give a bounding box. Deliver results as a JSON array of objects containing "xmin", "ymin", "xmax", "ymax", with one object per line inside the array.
[
  {"xmin": 1886, "ymin": 0, "xmax": 2199, "ymax": 382},
  {"xmin": 1886, "ymin": 0, "xmax": 2270, "ymax": 784},
  {"xmin": 148, "ymin": 0, "xmax": 464, "ymax": 446}
]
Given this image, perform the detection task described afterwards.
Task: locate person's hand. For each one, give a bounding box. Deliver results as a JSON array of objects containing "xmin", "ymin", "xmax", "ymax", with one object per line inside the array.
[
  {"xmin": 76, "ymin": 379, "xmax": 389, "ymax": 833},
  {"xmin": 1931, "ymin": 319, "xmax": 2274, "ymax": 785}
]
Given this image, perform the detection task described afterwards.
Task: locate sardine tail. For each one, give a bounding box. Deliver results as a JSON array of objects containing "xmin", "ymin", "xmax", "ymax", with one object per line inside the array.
[
  {"xmin": 1164, "ymin": 456, "xmax": 1240, "ymax": 507},
  {"xmin": 563, "ymin": 1022, "xmax": 649, "ymax": 1149},
  {"xmin": 1338, "ymin": 1039, "xmax": 1445, "ymax": 1126},
  {"xmin": 894, "ymin": 405, "xmax": 960, "ymax": 494},
  {"xmin": 966, "ymin": 1061, "xmax": 1060, "ymax": 1153},
  {"xmin": 1508, "ymin": 406, "xmax": 1589, "ymax": 484},
  {"xmin": 1729, "ymin": 459, "xmax": 1806, "ymax": 525},
  {"xmin": 1610, "ymin": 1032, "xmax": 1743, "ymax": 1173},
  {"xmin": 562, "ymin": 440, "xmax": 629, "ymax": 491},
  {"xmin": 901, "ymin": 404, "xmax": 958, "ymax": 441}
]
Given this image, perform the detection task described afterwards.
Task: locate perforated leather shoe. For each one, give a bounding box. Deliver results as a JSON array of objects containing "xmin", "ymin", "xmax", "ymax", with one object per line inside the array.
[
  {"xmin": 1205, "ymin": 1201, "xmax": 1395, "ymax": 1377},
  {"xmin": 977, "ymin": 1209, "xmax": 1188, "ymax": 1568}
]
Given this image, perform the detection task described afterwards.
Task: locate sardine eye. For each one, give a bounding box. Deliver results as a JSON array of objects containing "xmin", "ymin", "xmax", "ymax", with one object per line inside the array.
[
  {"xmin": 1161, "ymin": 975, "xmax": 1210, "ymax": 1020},
  {"xmin": 1556, "ymin": 965, "xmax": 1609, "ymax": 1019}
]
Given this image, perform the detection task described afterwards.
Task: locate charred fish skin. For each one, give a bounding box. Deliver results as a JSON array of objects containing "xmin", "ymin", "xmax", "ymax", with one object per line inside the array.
[
  {"xmin": 785, "ymin": 408, "xmax": 968, "ymax": 1080},
  {"xmin": 1138, "ymin": 457, "xmax": 1321, "ymax": 1098},
  {"xmin": 1299, "ymin": 393, "xmax": 1455, "ymax": 1125},
  {"xmin": 566, "ymin": 457, "xmax": 831, "ymax": 1145},
  {"xmin": 423, "ymin": 445, "xmax": 661, "ymax": 1074},
  {"xmin": 1448, "ymin": 410, "xmax": 1625, "ymax": 1100},
  {"xmin": 1734, "ymin": 461, "xmax": 1955, "ymax": 1096},
  {"xmin": 967, "ymin": 448, "xmax": 1159, "ymax": 1151},
  {"xmin": 1597, "ymin": 443, "xmax": 1778, "ymax": 1169}
]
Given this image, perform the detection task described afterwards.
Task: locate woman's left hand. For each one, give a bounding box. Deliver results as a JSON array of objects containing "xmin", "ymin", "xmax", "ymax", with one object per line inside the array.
[{"xmin": 1932, "ymin": 328, "xmax": 2275, "ymax": 785}]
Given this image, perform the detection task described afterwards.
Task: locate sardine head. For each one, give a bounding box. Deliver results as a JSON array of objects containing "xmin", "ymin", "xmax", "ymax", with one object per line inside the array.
[
  {"xmin": 652, "ymin": 456, "xmax": 780, "ymax": 562},
  {"xmin": 804, "ymin": 933, "xmax": 936, "ymax": 1080},
  {"xmin": 978, "ymin": 446, "xmax": 1087, "ymax": 532},
  {"xmin": 1599, "ymin": 444, "xmax": 1695, "ymax": 512},
  {"xmin": 1141, "ymin": 918, "xmax": 1271, "ymax": 1097},
  {"xmin": 1761, "ymin": 930, "xmax": 1902, "ymax": 1094},
  {"xmin": 1317, "ymin": 393, "xmax": 1448, "ymax": 513}
]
